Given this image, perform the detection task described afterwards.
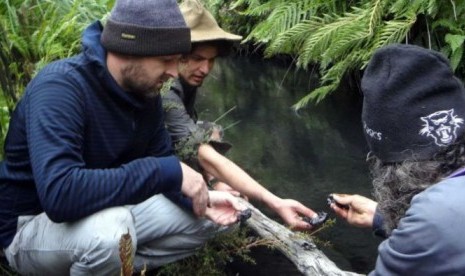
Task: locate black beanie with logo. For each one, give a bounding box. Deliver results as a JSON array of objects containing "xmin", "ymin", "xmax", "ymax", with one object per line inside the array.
[
  {"xmin": 101, "ymin": 0, "xmax": 191, "ymax": 56},
  {"xmin": 361, "ymin": 44, "xmax": 465, "ymax": 163}
]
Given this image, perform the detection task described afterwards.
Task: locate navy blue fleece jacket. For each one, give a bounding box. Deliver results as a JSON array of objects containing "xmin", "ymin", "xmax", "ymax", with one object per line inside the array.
[{"xmin": 0, "ymin": 21, "xmax": 186, "ymax": 248}]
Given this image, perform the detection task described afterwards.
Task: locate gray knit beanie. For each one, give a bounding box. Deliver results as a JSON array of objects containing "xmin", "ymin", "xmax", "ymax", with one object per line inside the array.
[
  {"xmin": 101, "ymin": 0, "xmax": 191, "ymax": 56},
  {"xmin": 361, "ymin": 44, "xmax": 465, "ymax": 163}
]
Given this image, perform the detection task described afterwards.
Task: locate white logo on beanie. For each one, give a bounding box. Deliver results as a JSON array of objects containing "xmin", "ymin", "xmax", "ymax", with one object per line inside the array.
[
  {"xmin": 364, "ymin": 122, "xmax": 382, "ymax": 141},
  {"xmin": 419, "ymin": 109, "xmax": 464, "ymax": 146}
]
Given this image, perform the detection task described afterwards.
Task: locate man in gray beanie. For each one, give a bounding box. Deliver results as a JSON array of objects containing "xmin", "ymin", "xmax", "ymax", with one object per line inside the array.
[
  {"xmin": 329, "ymin": 44, "xmax": 465, "ymax": 275},
  {"xmin": 0, "ymin": 0, "xmax": 247, "ymax": 274}
]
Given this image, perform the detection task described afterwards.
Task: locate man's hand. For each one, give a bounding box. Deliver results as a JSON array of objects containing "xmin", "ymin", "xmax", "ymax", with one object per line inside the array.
[
  {"xmin": 329, "ymin": 194, "xmax": 377, "ymax": 228},
  {"xmin": 180, "ymin": 162, "xmax": 209, "ymax": 217},
  {"xmin": 205, "ymin": 191, "xmax": 247, "ymax": 225},
  {"xmin": 272, "ymin": 198, "xmax": 317, "ymax": 231}
]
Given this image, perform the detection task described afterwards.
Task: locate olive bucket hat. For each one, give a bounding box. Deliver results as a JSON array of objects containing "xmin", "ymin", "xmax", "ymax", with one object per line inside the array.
[{"xmin": 179, "ymin": 0, "xmax": 242, "ymax": 43}]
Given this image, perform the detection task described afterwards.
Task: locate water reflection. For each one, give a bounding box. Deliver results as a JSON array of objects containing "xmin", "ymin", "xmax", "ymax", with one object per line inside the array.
[{"xmin": 198, "ymin": 55, "xmax": 381, "ymax": 274}]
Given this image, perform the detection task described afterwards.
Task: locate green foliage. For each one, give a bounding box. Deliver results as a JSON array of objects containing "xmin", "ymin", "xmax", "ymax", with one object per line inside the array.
[
  {"xmin": 156, "ymin": 227, "xmax": 275, "ymax": 275},
  {"xmin": 0, "ymin": 0, "xmax": 112, "ymax": 101},
  {"xmin": 225, "ymin": 0, "xmax": 465, "ymax": 108},
  {"xmin": 0, "ymin": 97, "xmax": 10, "ymax": 158},
  {"xmin": 202, "ymin": 0, "xmax": 258, "ymax": 49},
  {"xmin": 0, "ymin": 0, "xmax": 112, "ymax": 158}
]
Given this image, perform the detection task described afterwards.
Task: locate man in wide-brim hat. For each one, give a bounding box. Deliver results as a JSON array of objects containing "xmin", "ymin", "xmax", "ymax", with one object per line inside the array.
[{"xmin": 163, "ymin": 0, "xmax": 318, "ymax": 231}]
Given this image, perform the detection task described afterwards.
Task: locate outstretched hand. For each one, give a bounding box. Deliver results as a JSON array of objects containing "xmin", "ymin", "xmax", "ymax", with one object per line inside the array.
[
  {"xmin": 205, "ymin": 191, "xmax": 247, "ymax": 225},
  {"xmin": 329, "ymin": 194, "xmax": 377, "ymax": 228},
  {"xmin": 273, "ymin": 198, "xmax": 317, "ymax": 231}
]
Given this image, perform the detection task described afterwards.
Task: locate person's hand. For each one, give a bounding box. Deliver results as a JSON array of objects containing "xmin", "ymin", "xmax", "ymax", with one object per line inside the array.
[
  {"xmin": 273, "ymin": 198, "xmax": 317, "ymax": 231},
  {"xmin": 329, "ymin": 194, "xmax": 377, "ymax": 228},
  {"xmin": 180, "ymin": 162, "xmax": 209, "ymax": 217},
  {"xmin": 213, "ymin": 181, "xmax": 248, "ymax": 201},
  {"xmin": 205, "ymin": 191, "xmax": 247, "ymax": 225}
]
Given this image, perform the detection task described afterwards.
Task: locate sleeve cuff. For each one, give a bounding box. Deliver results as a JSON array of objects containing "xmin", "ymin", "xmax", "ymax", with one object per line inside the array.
[
  {"xmin": 372, "ymin": 206, "xmax": 388, "ymax": 238},
  {"xmin": 156, "ymin": 155, "xmax": 183, "ymax": 193}
]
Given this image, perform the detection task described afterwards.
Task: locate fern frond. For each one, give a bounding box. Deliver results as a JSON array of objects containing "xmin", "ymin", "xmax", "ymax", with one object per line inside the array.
[
  {"xmin": 450, "ymin": 44, "xmax": 464, "ymax": 71},
  {"xmin": 367, "ymin": 0, "xmax": 387, "ymax": 35},
  {"xmin": 230, "ymin": 0, "xmax": 263, "ymax": 11},
  {"xmin": 244, "ymin": 1, "xmax": 313, "ymax": 43},
  {"xmin": 266, "ymin": 19, "xmax": 324, "ymax": 56},
  {"xmin": 372, "ymin": 17, "xmax": 416, "ymax": 50},
  {"xmin": 320, "ymin": 24, "xmax": 369, "ymax": 67},
  {"xmin": 390, "ymin": 0, "xmax": 426, "ymax": 14},
  {"xmin": 295, "ymin": 49, "xmax": 369, "ymax": 109},
  {"xmin": 445, "ymin": 34, "xmax": 465, "ymax": 52},
  {"xmin": 297, "ymin": 12, "xmax": 360, "ymax": 67},
  {"xmin": 390, "ymin": 0, "xmax": 412, "ymax": 14},
  {"xmin": 292, "ymin": 84, "xmax": 337, "ymax": 109},
  {"xmin": 426, "ymin": 0, "xmax": 439, "ymax": 16},
  {"xmin": 432, "ymin": 18, "xmax": 464, "ymax": 33},
  {"xmin": 235, "ymin": 0, "xmax": 278, "ymax": 17}
]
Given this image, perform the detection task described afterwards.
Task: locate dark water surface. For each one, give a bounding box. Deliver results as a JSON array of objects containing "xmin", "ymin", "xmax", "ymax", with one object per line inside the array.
[{"xmin": 197, "ymin": 56, "xmax": 381, "ymax": 275}]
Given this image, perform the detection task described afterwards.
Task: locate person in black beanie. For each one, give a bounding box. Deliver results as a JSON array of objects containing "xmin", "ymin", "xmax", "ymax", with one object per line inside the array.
[
  {"xmin": 329, "ymin": 44, "xmax": 465, "ymax": 275},
  {"xmin": 0, "ymin": 0, "xmax": 248, "ymax": 274}
]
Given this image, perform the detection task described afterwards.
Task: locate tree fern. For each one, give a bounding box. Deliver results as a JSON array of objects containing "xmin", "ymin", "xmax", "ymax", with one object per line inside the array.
[
  {"xmin": 367, "ymin": 0, "xmax": 386, "ymax": 35},
  {"xmin": 229, "ymin": 0, "xmax": 465, "ymax": 108},
  {"xmin": 266, "ymin": 19, "xmax": 324, "ymax": 56},
  {"xmin": 242, "ymin": 1, "xmax": 311, "ymax": 44},
  {"xmin": 296, "ymin": 12, "xmax": 360, "ymax": 67},
  {"xmin": 0, "ymin": 0, "xmax": 111, "ymax": 103},
  {"xmin": 230, "ymin": 0, "xmax": 263, "ymax": 11},
  {"xmin": 372, "ymin": 19, "xmax": 416, "ymax": 50},
  {"xmin": 0, "ymin": 0, "xmax": 113, "ymax": 157}
]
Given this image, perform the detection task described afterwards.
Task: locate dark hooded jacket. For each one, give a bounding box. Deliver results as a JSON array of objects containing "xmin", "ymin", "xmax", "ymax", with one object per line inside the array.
[{"xmin": 0, "ymin": 21, "xmax": 185, "ymax": 248}]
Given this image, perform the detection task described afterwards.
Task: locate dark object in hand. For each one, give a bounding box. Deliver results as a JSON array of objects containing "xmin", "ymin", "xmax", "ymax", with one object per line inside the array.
[
  {"xmin": 327, "ymin": 194, "xmax": 349, "ymax": 210},
  {"xmin": 237, "ymin": 208, "xmax": 252, "ymax": 223},
  {"xmin": 303, "ymin": 211, "xmax": 328, "ymax": 226}
]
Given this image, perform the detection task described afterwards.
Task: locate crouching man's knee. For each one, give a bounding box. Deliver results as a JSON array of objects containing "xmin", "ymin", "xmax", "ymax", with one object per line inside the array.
[{"xmin": 71, "ymin": 207, "xmax": 137, "ymax": 275}]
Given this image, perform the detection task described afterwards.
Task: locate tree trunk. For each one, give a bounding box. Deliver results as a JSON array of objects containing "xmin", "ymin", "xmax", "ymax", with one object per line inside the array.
[{"xmin": 240, "ymin": 199, "xmax": 364, "ymax": 276}]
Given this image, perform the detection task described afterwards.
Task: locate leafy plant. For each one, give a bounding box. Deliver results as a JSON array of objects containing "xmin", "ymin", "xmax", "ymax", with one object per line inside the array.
[
  {"xmin": 0, "ymin": 0, "xmax": 113, "ymax": 158},
  {"xmin": 156, "ymin": 226, "xmax": 276, "ymax": 275},
  {"xmin": 225, "ymin": 0, "xmax": 465, "ymax": 108}
]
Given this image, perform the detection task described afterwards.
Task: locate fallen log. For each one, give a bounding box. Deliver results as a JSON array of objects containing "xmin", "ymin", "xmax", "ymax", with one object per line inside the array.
[{"xmin": 240, "ymin": 198, "xmax": 364, "ymax": 276}]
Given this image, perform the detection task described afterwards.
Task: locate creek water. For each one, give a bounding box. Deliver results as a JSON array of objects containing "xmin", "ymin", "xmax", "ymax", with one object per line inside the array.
[{"xmin": 197, "ymin": 55, "xmax": 381, "ymax": 275}]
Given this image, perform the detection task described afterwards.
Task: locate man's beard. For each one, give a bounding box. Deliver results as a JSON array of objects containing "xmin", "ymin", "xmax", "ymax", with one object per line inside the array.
[
  {"xmin": 121, "ymin": 65, "xmax": 161, "ymax": 99},
  {"xmin": 370, "ymin": 158, "xmax": 440, "ymax": 235},
  {"xmin": 124, "ymin": 79, "xmax": 159, "ymax": 99}
]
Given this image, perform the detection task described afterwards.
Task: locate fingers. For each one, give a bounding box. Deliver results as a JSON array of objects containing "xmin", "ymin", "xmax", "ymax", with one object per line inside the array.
[
  {"xmin": 208, "ymin": 190, "xmax": 246, "ymax": 211},
  {"xmin": 205, "ymin": 191, "xmax": 250, "ymax": 226},
  {"xmin": 331, "ymin": 193, "xmax": 352, "ymax": 205},
  {"xmin": 294, "ymin": 202, "xmax": 316, "ymax": 218},
  {"xmin": 205, "ymin": 208, "xmax": 238, "ymax": 225},
  {"xmin": 293, "ymin": 220, "xmax": 315, "ymax": 231},
  {"xmin": 229, "ymin": 191, "xmax": 241, "ymax": 197},
  {"xmin": 331, "ymin": 204, "xmax": 349, "ymax": 219}
]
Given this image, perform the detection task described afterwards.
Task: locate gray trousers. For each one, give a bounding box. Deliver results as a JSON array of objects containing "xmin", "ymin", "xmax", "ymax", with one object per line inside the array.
[{"xmin": 4, "ymin": 195, "xmax": 221, "ymax": 275}]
